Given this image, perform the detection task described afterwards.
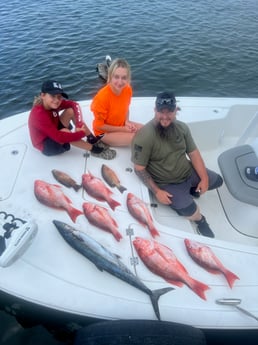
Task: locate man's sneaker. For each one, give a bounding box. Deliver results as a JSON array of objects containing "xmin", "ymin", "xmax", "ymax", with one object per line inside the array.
[
  {"xmin": 91, "ymin": 147, "xmax": 116, "ymax": 160},
  {"xmin": 195, "ymin": 216, "xmax": 214, "ymax": 238}
]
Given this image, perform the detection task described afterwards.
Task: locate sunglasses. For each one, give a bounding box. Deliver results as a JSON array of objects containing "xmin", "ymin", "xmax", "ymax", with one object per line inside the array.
[{"xmin": 156, "ymin": 98, "xmax": 176, "ymax": 106}]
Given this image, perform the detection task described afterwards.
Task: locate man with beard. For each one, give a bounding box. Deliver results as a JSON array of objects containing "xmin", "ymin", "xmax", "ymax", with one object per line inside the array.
[{"xmin": 131, "ymin": 92, "xmax": 223, "ymax": 238}]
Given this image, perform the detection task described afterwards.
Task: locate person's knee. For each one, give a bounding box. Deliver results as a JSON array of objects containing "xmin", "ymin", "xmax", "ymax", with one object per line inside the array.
[
  {"xmin": 60, "ymin": 108, "xmax": 75, "ymax": 127},
  {"xmin": 172, "ymin": 202, "xmax": 197, "ymax": 217},
  {"xmin": 209, "ymin": 174, "xmax": 223, "ymax": 190}
]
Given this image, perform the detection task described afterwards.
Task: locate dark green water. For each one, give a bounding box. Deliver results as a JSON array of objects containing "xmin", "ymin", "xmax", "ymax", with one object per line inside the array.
[{"xmin": 0, "ymin": 0, "xmax": 258, "ymax": 119}]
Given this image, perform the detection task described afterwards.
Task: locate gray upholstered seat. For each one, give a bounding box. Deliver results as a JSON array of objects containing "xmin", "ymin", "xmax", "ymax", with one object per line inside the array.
[{"xmin": 218, "ymin": 144, "xmax": 258, "ymax": 206}]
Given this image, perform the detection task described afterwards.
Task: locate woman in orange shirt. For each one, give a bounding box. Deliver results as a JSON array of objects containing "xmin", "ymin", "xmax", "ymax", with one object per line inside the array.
[{"xmin": 91, "ymin": 58, "xmax": 142, "ymax": 146}]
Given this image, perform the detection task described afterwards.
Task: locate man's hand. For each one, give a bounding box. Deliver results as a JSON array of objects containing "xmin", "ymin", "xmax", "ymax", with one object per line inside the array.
[{"xmin": 155, "ymin": 189, "xmax": 173, "ymax": 205}]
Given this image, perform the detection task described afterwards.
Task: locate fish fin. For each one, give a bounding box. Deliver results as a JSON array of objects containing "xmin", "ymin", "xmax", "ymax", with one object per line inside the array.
[
  {"xmin": 53, "ymin": 183, "xmax": 62, "ymax": 188},
  {"xmin": 149, "ymin": 226, "xmax": 160, "ymax": 238},
  {"xmin": 224, "ymin": 270, "xmax": 240, "ymax": 288},
  {"xmin": 113, "ymin": 253, "xmax": 121, "ymax": 260},
  {"xmin": 150, "ymin": 287, "xmax": 174, "ymax": 320},
  {"xmin": 108, "ymin": 199, "xmax": 121, "ymax": 211},
  {"xmin": 165, "ymin": 279, "xmax": 184, "ymax": 287},
  {"xmin": 117, "ymin": 185, "xmax": 127, "ymax": 194},
  {"xmin": 68, "ymin": 207, "xmax": 83, "ymax": 223},
  {"xmin": 188, "ymin": 278, "xmax": 210, "ymax": 300},
  {"xmin": 73, "ymin": 184, "xmax": 82, "ymax": 192},
  {"xmin": 94, "ymin": 264, "xmax": 104, "ymax": 272},
  {"xmin": 204, "ymin": 267, "xmax": 222, "ymax": 275},
  {"xmin": 113, "ymin": 230, "xmax": 123, "ymax": 242}
]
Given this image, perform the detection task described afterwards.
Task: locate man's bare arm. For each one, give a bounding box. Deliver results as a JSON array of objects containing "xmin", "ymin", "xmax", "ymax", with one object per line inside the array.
[{"xmin": 134, "ymin": 165, "xmax": 160, "ymax": 194}]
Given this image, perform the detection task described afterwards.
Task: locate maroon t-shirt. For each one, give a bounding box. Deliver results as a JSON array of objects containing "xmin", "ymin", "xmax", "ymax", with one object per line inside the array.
[{"xmin": 28, "ymin": 99, "xmax": 85, "ymax": 152}]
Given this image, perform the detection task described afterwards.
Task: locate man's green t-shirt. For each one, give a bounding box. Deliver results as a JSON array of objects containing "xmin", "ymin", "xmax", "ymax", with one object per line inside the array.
[{"xmin": 131, "ymin": 119, "xmax": 197, "ymax": 186}]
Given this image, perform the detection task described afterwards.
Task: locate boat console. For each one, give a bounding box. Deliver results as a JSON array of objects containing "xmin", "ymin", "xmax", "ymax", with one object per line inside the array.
[{"xmin": 218, "ymin": 144, "xmax": 258, "ymax": 207}]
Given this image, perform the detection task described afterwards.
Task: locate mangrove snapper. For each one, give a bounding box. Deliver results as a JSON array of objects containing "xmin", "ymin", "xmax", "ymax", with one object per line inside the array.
[
  {"xmin": 52, "ymin": 169, "xmax": 81, "ymax": 191},
  {"xmin": 101, "ymin": 164, "xmax": 127, "ymax": 193},
  {"xmin": 53, "ymin": 220, "xmax": 174, "ymax": 320},
  {"xmin": 34, "ymin": 180, "xmax": 83, "ymax": 222}
]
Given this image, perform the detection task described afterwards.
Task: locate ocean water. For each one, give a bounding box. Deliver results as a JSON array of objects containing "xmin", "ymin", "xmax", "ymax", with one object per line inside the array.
[
  {"xmin": 0, "ymin": 0, "xmax": 258, "ymax": 119},
  {"xmin": 1, "ymin": 0, "xmax": 258, "ymax": 343}
]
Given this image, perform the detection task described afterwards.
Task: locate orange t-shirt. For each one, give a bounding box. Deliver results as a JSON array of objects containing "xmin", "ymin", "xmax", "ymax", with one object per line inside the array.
[{"xmin": 91, "ymin": 84, "xmax": 132, "ymax": 136}]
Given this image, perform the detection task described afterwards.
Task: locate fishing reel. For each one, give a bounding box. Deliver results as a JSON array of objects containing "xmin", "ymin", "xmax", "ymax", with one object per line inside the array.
[{"xmin": 0, "ymin": 211, "xmax": 38, "ymax": 267}]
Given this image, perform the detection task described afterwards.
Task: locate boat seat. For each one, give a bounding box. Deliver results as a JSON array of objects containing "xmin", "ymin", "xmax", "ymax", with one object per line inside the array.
[{"xmin": 218, "ymin": 144, "xmax": 258, "ymax": 206}]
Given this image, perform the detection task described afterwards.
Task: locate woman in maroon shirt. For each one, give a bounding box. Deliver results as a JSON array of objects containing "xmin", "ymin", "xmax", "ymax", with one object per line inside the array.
[{"xmin": 28, "ymin": 80, "xmax": 116, "ymax": 159}]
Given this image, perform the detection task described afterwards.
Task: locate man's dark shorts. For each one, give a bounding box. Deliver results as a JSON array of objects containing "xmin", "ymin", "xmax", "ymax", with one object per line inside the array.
[
  {"xmin": 161, "ymin": 168, "xmax": 223, "ymax": 217},
  {"xmin": 42, "ymin": 120, "xmax": 71, "ymax": 156}
]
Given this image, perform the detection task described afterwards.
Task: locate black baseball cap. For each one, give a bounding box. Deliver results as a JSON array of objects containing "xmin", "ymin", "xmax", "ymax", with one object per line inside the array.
[
  {"xmin": 41, "ymin": 80, "xmax": 68, "ymax": 99},
  {"xmin": 155, "ymin": 92, "xmax": 176, "ymax": 111}
]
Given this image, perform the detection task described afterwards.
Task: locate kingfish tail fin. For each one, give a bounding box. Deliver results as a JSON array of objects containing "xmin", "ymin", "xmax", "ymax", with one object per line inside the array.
[
  {"xmin": 224, "ymin": 270, "xmax": 239, "ymax": 288},
  {"xmin": 188, "ymin": 278, "xmax": 210, "ymax": 300},
  {"xmin": 73, "ymin": 184, "xmax": 82, "ymax": 192},
  {"xmin": 150, "ymin": 287, "xmax": 174, "ymax": 320},
  {"xmin": 68, "ymin": 206, "xmax": 83, "ymax": 223},
  {"xmin": 117, "ymin": 185, "xmax": 127, "ymax": 194},
  {"xmin": 108, "ymin": 199, "xmax": 121, "ymax": 211}
]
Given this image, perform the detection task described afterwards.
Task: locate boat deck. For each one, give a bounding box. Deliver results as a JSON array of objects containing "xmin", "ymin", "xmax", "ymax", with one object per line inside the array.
[{"xmin": 1, "ymin": 97, "xmax": 258, "ymax": 330}]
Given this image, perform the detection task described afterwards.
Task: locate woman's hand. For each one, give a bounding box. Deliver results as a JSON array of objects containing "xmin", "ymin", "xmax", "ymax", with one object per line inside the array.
[{"xmin": 125, "ymin": 121, "xmax": 137, "ymax": 132}]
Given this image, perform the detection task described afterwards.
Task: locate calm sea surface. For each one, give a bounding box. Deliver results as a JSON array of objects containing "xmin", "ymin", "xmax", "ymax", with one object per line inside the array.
[
  {"xmin": 1, "ymin": 0, "xmax": 258, "ymax": 343},
  {"xmin": 0, "ymin": 0, "xmax": 258, "ymax": 119}
]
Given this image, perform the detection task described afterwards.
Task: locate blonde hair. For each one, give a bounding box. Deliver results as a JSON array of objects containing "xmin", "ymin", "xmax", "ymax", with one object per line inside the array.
[
  {"xmin": 107, "ymin": 58, "xmax": 131, "ymax": 83},
  {"xmin": 33, "ymin": 95, "xmax": 42, "ymax": 106}
]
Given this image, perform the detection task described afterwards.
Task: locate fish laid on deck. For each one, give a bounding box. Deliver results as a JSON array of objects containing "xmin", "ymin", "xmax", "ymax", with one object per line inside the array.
[
  {"xmin": 82, "ymin": 172, "xmax": 121, "ymax": 211},
  {"xmin": 133, "ymin": 237, "xmax": 210, "ymax": 300},
  {"xmin": 101, "ymin": 164, "xmax": 127, "ymax": 193},
  {"xmin": 34, "ymin": 180, "xmax": 83, "ymax": 223},
  {"xmin": 52, "ymin": 169, "xmax": 81, "ymax": 191},
  {"xmin": 83, "ymin": 202, "xmax": 123, "ymax": 241},
  {"xmin": 127, "ymin": 193, "xmax": 160, "ymax": 238},
  {"xmin": 53, "ymin": 220, "xmax": 174, "ymax": 320},
  {"xmin": 184, "ymin": 239, "xmax": 239, "ymax": 288}
]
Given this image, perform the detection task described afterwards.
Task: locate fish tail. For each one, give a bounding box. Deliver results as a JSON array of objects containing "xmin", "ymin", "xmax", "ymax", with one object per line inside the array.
[
  {"xmin": 149, "ymin": 226, "xmax": 160, "ymax": 238},
  {"xmin": 224, "ymin": 270, "xmax": 239, "ymax": 288},
  {"xmin": 109, "ymin": 199, "xmax": 121, "ymax": 211},
  {"xmin": 73, "ymin": 184, "xmax": 82, "ymax": 192},
  {"xmin": 113, "ymin": 229, "xmax": 123, "ymax": 242},
  {"xmin": 150, "ymin": 287, "xmax": 174, "ymax": 320},
  {"xmin": 68, "ymin": 206, "xmax": 83, "ymax": 223},
  {"xmin": 188, "ymin": 278, "xmax": 210, "ymax": 300},
  {"xmin": 117, "ymin": 185, "xmax": 127, "ymax": 194}
]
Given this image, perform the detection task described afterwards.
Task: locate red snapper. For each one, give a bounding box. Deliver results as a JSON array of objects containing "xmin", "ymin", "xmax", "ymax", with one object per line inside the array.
[
  {"xmin": 34, "ymin": 180, "xmax": 83, "ymax": 223},
  {"xmin": 82, "ymin": 173, "xmax": 121, "ymax": 211},
  {"xmin": 126, "ymin": 193, "xmax": 159, "ymax": 238},
  {"xmin": 133, "ymin": 237, "xmax": 210, "ymax": 300},
  {"xmin": 184, "ymin": 239, "xmax": 239, "ymax": 288},
  {"xmin": 83, "ymin": 202, "xmax": 122, "ymax": 241}
]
